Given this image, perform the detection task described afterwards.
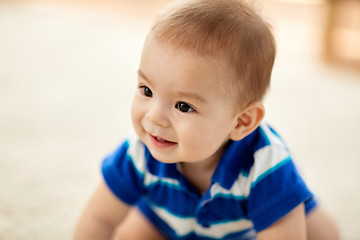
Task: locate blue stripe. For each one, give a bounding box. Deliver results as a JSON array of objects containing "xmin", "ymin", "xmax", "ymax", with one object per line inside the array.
[
  {"xmin": 146, "ymin": 184, "xmax": 200, "ymax": 217},
  {"xmin": 257, "ymin": 126, "xmax": 271, "ymax": 148},
  {"xmin": 213, "ymin": 192, "xmax": 248, "ymax": 201},
  {"xmin": 198, "ymin": 197, "xmax": 249, "ymax": 222},
  {"xmin": 240, "ymin": 169, "xmax": 250, "ymax": 178}
]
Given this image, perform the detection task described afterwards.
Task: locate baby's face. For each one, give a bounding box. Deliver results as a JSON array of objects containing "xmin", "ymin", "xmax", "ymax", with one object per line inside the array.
[{"xmin": 131, "ymin": 38, "xmax": 239, "ymax": 165}]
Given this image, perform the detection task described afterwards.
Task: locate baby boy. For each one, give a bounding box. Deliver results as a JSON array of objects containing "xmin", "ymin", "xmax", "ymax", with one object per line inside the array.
[{"xmin": 74, "ymin": 0, "xmax": 339, "ymax": 239}]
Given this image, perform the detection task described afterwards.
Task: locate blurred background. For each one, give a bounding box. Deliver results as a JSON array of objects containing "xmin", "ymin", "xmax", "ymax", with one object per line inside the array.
[{"xmin": 0, "ymin": 0, "xmax": 359, "ymax": 239}]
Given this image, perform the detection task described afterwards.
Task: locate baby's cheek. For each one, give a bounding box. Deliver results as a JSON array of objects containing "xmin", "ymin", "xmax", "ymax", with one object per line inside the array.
[{"xmin": 131, "ymin": 97, "xmax": 142, "ymax": 118}]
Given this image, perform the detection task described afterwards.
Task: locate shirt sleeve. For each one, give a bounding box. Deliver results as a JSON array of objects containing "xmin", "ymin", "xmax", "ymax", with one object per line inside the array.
[
  {"xmin": 101, "ymin": 135, "xmax": 146, "ymax": 205},
  {"xmin": 247, "ymin": 154, "xmax": 316, "ymax": 232}
]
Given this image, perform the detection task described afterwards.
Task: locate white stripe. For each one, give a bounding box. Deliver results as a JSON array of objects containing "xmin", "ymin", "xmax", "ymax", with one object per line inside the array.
[
  {"xmin": 250, "ymin": 144, "xmax": 290, "ymax": 184},
  {"xmin": 127, "ymin": 132, "xmax": 181, "ymax": 188},
  {"xmin": 259, "ymin": 122, "xmax": 284, "ymax": 147},
  {"xmin": 152, "ymin": 205, "xmax": 195, "ymax": 236},
  {"xmin": 210, "ymin": 177, "xmax": 251, "ymax": 199},
  {"xmin": 127, "ymin": 132, "xmax": 146, "ymax": 175},
  {"xmin": 144, "ymin": 173, "xmax": 181, "ymax": 188},
  {"xmin": 194, "ymin": 218, "xmax": 253, "ymax": 238},
  {"xmin": 152, "ymin": 205, "xmax": 253, "ymax": 238}
]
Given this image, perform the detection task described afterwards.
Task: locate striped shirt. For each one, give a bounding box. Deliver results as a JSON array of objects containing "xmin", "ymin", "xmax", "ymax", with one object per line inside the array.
[{"xmin": 102, "ymin": 122, "xmax": 316, "ymax": 239}]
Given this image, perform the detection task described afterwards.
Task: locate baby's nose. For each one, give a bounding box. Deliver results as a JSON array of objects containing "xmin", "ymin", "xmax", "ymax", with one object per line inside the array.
[{"xmin": 145, "ymin": 101, "xmax": 170, "ymax": 128}]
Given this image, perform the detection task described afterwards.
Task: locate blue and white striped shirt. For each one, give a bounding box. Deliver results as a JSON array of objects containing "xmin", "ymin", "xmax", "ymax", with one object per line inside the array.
[{"xmin": 102, "ymin": 122, "xmax": 316, "ymax": 239}]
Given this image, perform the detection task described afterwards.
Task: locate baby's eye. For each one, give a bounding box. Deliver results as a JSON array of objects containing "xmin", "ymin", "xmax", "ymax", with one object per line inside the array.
[
  {"xmin": 140, "ymin": 86, "xmax": 153, "ymax": 97},
  {"xmin": 176, "ymin": 102, "xmax": 195, "ymax": 113}
]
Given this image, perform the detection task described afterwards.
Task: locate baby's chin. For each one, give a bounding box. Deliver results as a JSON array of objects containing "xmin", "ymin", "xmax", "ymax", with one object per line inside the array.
[
  {"xmin": 148, "ymin": 151, "xmax": 174, "ymax": 163},
  {"xmin": 144, "ymin": 147, "xmax": 181, "ymax": 164}
]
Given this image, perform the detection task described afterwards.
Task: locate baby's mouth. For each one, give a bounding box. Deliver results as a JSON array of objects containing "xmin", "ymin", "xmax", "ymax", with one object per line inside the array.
[
  {"xmin": 151, "ymin": 134, "xmax": 175, "ymax": 143},
  {"xmin": 149, "ymin": 134, "xmax": 176, "ymax": 147},
  {"xmin": 155, "ymin": 136, "xmax": 167, "ymax": 143}
]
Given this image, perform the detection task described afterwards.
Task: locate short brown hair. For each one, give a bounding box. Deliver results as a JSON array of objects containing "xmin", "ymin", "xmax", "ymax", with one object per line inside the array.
[{"xmin": 149, "ymin": 0, "xmax": 276, "ymax": 110}]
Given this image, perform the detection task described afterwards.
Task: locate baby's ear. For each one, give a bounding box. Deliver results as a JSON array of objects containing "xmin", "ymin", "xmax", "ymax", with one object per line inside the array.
[{"xmin": 229, "ymin": 102, "xmax": 265, "ymax": 141}]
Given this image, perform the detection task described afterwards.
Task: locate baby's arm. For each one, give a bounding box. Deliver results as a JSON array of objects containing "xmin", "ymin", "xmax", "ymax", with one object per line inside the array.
[
  {"xmin": 112, "ymin": 207, "xmax": 168, "ymax": 240},
  {"xmin": 257, "ymin": 204, "xmax": 306, "ymax": 240},
  {"xmin": 73, "ymin": 181, "xmax": 130, "ymax": 240},
  {"xmin": 257, "ymin": 203, "xmax": 340, "ymax": 240}
]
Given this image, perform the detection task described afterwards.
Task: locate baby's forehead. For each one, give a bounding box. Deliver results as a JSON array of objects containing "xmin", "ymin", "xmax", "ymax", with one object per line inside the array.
[
  {"xmin": 152, "ymin": 35, "xmax": 231, "ymax": 69},
  {"xmin": 142, "ymin": 35, "xmax": 238, "ymax": 97}
]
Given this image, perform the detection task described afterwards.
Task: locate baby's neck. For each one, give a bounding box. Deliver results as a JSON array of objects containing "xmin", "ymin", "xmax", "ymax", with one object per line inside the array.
[
  {"xmin": 178, "ymin": 161, "xmax": 217, "ymax": 194},
  {"xmin": 177, "ymin": 141, "xmax": 230, "ymax": 194},
  {"xmin": 177, "ymin": 149, "xmax": 224, "ymax": 194}
]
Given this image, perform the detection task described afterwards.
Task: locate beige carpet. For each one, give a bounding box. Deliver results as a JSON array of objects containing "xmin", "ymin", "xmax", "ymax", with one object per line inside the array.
[{"xmin": 0, "ymin": 1, "xmax": 359, "ymax": 239}]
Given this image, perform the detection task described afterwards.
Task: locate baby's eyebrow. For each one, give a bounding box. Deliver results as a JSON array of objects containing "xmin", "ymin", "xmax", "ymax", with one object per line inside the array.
[
  {"xmin": 137, "ymin": 69, "xmax": 152, "ymax": 84},
  {"xmin": 176, "ymin": 91, "xmax": 207, "ymax": 104}
]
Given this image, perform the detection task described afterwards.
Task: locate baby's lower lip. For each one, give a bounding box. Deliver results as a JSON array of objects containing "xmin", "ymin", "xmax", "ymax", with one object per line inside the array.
[{"xmin": 149, "ymin": 134, "xmax": 176, "ymax": 148}]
